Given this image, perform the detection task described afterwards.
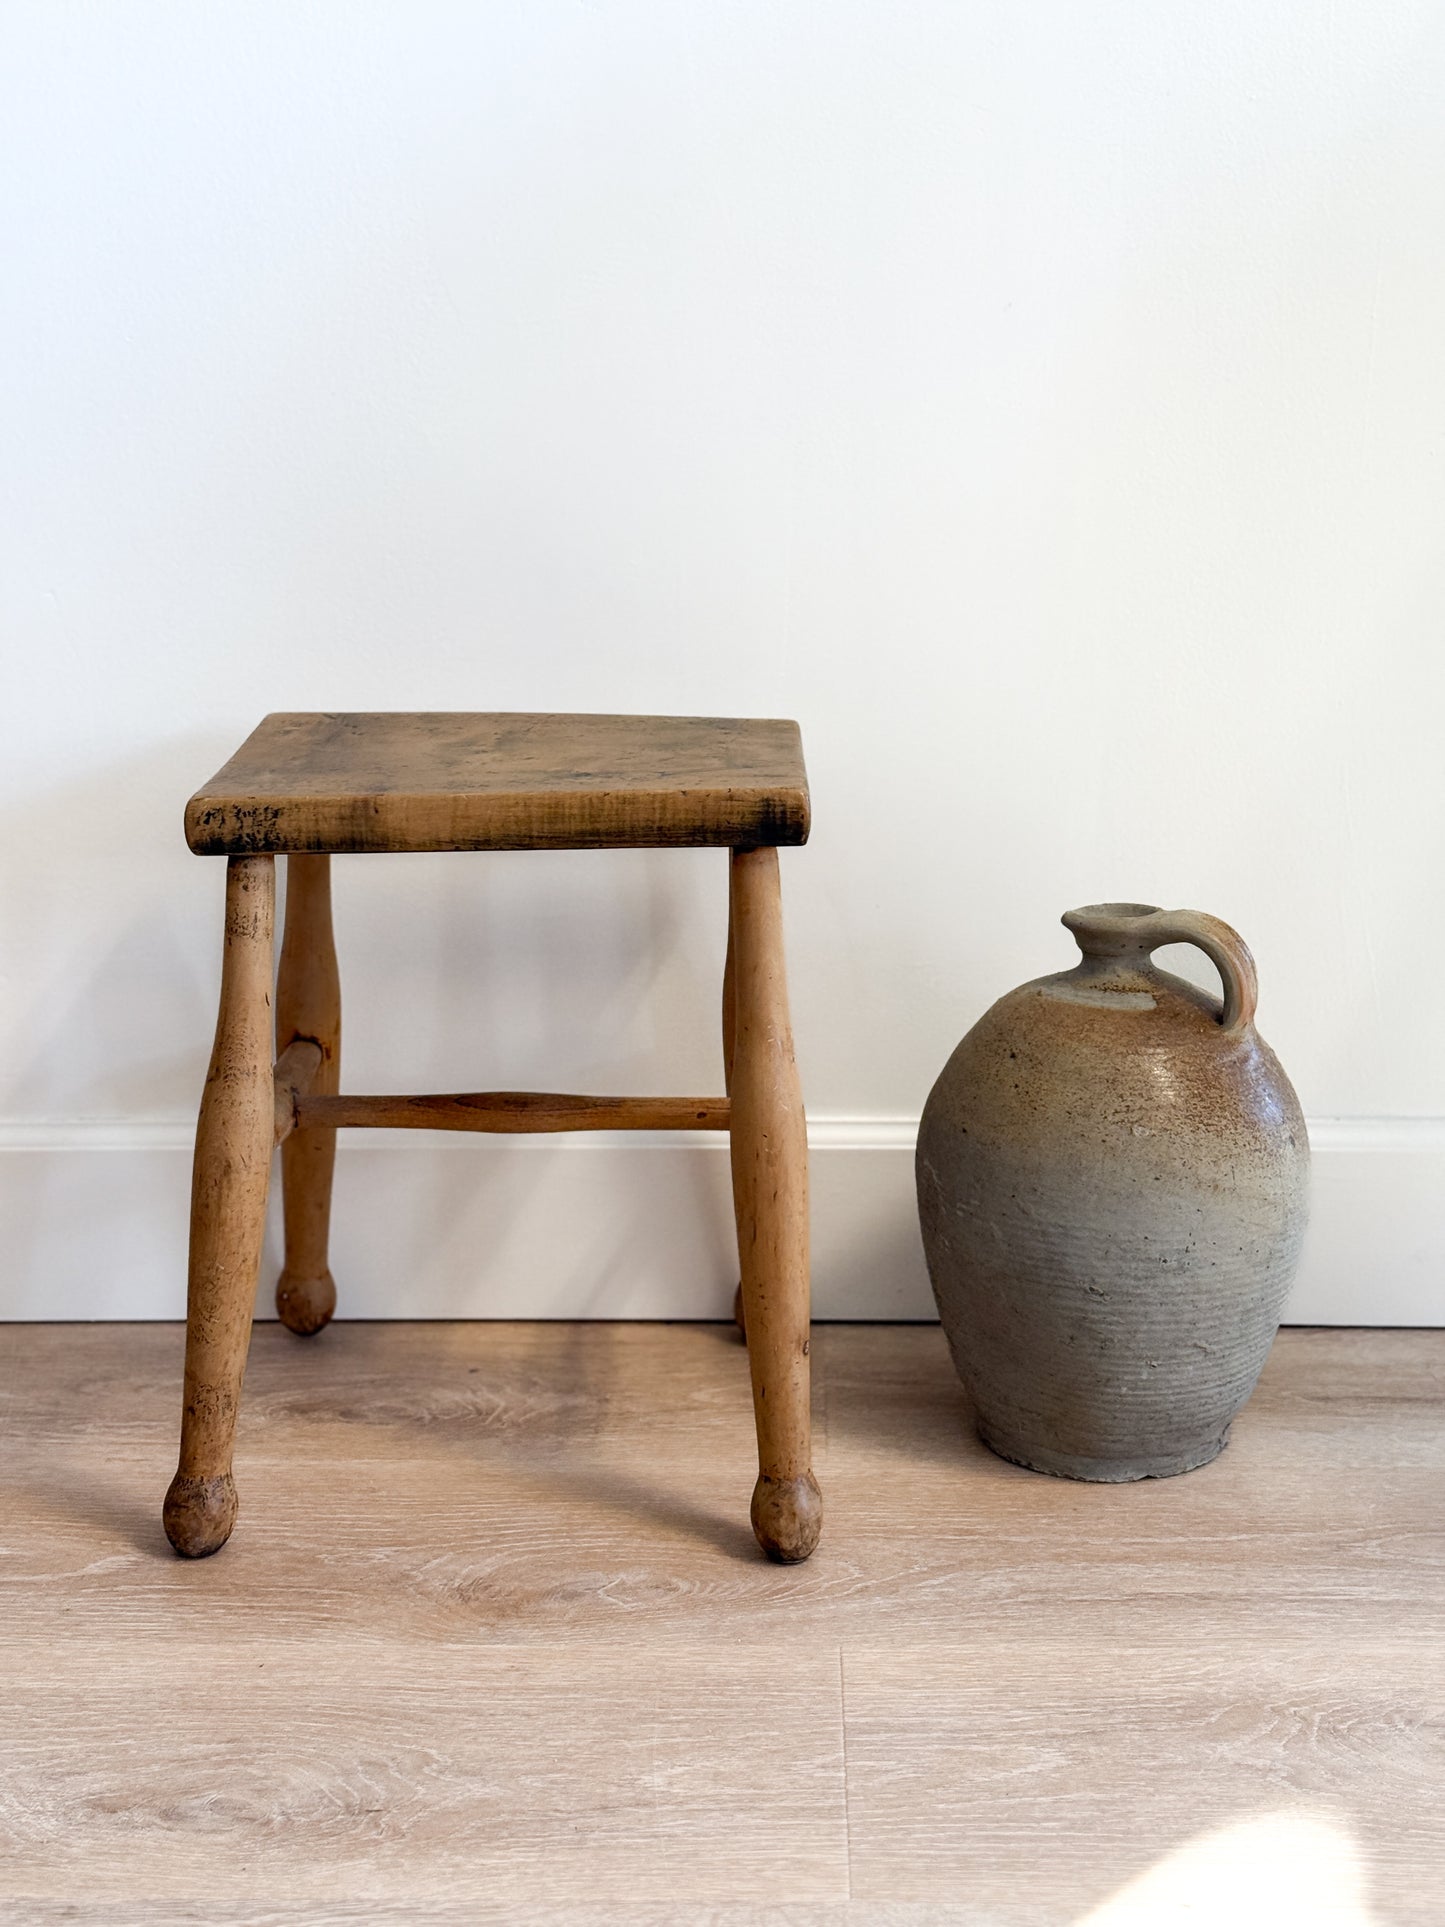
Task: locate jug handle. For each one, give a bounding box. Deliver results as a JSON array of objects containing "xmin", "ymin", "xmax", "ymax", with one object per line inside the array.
[{"xmin": 1141, "ymin": 910, "xmax": 1258, "ymax": 1036}]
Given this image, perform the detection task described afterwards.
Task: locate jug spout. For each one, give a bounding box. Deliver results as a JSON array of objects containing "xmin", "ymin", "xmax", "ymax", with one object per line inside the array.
[{"xmin": 1061, "ymin": 901, "xmax": 1165, "ymax": 962}]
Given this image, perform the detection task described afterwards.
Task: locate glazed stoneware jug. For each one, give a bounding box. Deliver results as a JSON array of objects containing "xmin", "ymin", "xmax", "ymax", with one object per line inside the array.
[{"xmin": 916, "ymin": 904, "xmax": 1309, "ymax": 1480}]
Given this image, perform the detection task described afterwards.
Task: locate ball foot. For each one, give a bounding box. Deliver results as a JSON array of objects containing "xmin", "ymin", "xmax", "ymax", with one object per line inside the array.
[
  {"xmin": 751, "ymin": 1471, "xmax": 823, "ymax": 1563},
  {"xmin": 276, "ymin": 1268, "xmax": 336, "ymax": 1336},
  {"xmin": 163, "ymin": 1472, "xmax": 237, "ymax": 1558}
]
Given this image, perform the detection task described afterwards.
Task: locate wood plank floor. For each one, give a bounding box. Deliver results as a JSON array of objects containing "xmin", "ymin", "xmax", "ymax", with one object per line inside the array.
[{"xmin": 2, "ymin": 1322, "xmax": 1443, "ymax": 1923}]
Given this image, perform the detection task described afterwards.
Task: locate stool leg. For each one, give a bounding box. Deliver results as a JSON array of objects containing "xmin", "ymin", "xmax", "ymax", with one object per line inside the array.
[
  {"xmin": 723, "ymin": 884, "xmax": 747, "ymax": 1342},
  {"xmin": 276, "ymin": 854, "xmax": 341, "ymax": 1335},
  {"xmin": 728, "ymin": 845, "xmax": 822, "ymax": 1563},
  {"xmin": 164, "ymin": 855, "xmax": 276, "ymax": 1558}
]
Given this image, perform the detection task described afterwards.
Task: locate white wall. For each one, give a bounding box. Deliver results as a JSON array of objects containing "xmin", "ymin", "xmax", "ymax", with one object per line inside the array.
[{"xmin": 3, "ymin": 3, "xmax": 1442, "ymax": 1321}]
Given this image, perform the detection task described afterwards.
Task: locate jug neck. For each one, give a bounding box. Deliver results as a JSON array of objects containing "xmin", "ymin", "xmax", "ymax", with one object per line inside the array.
[
  {"xmin": 1062, "ymin": 902, "xmax": 1165, "ymax": 970},
  {"xmin": 1057, "ymin": 901, "xmax": 1258, "ymax": 1034}
]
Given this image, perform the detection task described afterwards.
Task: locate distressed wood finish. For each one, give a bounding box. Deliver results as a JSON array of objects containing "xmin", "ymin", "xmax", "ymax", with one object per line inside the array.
[
  {"xmin": 296, "ymin": 1091, "xmax": 731, "ymax": 1133},
  {"xmin": 271, "ymin": 1039, "xmax": 322, "ymax": 1145},
  {"xmin": 722, "ymin": 886, "xmax": 737, "ymax": 1095},
  {"xmin": 185, "ymin": 712, "xmax": 811, "ymax": 854},
  {"xmin": 723, "ymin": 883, "xmax": 748, "ymax": 1341},
  {"xmin": 170, "ymin": 713, "xmax": 818, "ymax": 1563},
  {"xmin": 275, "ymin": 855, "xmax": 341, "ymax": 1335},
  {"xmin": 728, "ymin": 844, "xmax": 820, "ymax": 1561},
  {"xmin": 162, "ymin": 855, "xmax": 276, "ymax": 1559}
]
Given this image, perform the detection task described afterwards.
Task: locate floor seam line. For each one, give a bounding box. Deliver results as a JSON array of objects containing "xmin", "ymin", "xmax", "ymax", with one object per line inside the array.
[{"xmin": 839, "ymin": 1643, "xmax": 854, "ymax": 1901}]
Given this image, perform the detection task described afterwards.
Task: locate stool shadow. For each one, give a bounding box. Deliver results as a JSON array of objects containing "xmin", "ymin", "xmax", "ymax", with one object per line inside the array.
[
  {"xmin": 411, "ymin": 1319, "xmax": 763, "ymax": 1564},
  {"xmin": 9, "ymin": 1463, "xmax": 172, "ymax": 1560},
  {"xmin": 21, "ymin": 1415, "xmax": 760, "ymax": 1568},
  {"xmin": 486, "ymin": 1453, "xmax": 760, "ymax": 1564},
  {"xmin": 250, "ymin": 1316, "xmax": 767, "ymax": 1566}
]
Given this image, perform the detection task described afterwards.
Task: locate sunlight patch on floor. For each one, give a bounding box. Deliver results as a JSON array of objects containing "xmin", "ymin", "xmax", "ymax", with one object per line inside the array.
[{"xmin": 1075, "ymin": 1810, "xmax": 1376, "ymax": 1925}]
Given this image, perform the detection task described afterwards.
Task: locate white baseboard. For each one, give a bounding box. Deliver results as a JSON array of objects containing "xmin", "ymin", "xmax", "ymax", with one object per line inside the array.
[{"xmin": 0, "ymin": 1117, "xmax": 1439, "ymax": 1324}]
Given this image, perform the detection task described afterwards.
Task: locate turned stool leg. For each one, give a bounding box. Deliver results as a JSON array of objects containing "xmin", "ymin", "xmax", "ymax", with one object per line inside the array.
[
  {"xmin": 728, "ymin": 845, "xmax": 821, "ymax": 1563},
  {"xmin": 723, "ymin": 888, "xmax": 747, "ymax": 1342},
  {"xmin": 164, "ymin": 855, "xmax": 276, "ymax": 1558},
  {"xmin": 276, "ymin": 854, "xmax": 341, "ymax": 1335}
]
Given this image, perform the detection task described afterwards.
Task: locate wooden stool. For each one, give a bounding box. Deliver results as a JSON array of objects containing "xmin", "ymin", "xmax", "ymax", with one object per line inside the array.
[{"xmin": 164, "ymin": 713, "xmax": 821, "ymax": 1565}]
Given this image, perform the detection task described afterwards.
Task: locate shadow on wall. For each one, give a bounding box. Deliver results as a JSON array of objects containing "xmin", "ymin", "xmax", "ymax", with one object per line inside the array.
[
  {"xmin": 323, "ymin": 1135, "xmax": 739, "ymax": 1321},
  {"xmin": 1, "ymin": 730, "xmax": 245, "ymax": 1118}
]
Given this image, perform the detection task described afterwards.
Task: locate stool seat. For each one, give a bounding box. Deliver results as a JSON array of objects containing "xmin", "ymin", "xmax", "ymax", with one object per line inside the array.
[{"xmin": 186, "ymin": 711, "xmax": 811, "ymax": 855}]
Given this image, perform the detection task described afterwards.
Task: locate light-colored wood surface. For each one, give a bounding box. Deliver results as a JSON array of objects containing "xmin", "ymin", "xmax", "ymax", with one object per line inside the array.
[
  {"xmin": 5, "ymin": 1323, "xmax": 1444, "ymax": 1922},
  {"xmin": 275, "ymin": 853, "xmax": 341, "ymax": 1335},
  {"xmin": 185, "ymin": 711, "xmax": 811, "ymax": 853},
  {"xmin": 162, "ymin": 854, "xmax": 275, "ymax": 1559},
  {"xmin": 729, "ymin": 843, "xmax": 820, "ymax": 1560},
  {"xmin": 271, "ymin": 1037, "xmax": 323, "ymax": 1145},
  {"xmin": 295, "ymin": 1089, "xmax": 732, "ymax": 1133}
]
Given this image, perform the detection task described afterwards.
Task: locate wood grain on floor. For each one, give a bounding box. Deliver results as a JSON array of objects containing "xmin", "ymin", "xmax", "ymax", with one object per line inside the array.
[{"xmin": 1, "ymin": 1322, "xmax": 1442, "ymax": 1924}]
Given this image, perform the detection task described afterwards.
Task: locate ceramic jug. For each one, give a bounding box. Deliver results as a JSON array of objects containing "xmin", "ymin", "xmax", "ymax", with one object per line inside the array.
[{"xmin": 915, "ymin": 903, "xmax": 1309, "ymax": 1480}]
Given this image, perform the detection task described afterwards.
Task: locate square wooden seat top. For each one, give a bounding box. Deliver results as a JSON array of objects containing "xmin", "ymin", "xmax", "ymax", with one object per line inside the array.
[{"xmin": 185, "ymin": 712, "xmax": 810, "ymax": 855}]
